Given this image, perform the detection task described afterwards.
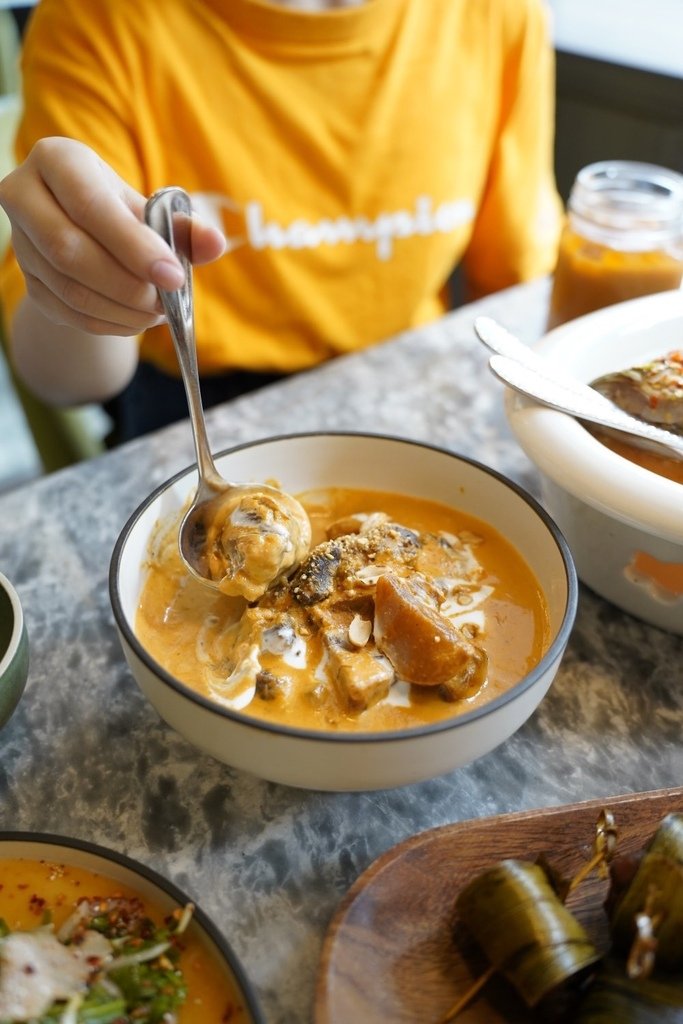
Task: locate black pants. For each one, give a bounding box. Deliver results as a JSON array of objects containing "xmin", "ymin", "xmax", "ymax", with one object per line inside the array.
[{"xmin": 103, "ymin": 361, "xmax": 285, "ymax": 446}]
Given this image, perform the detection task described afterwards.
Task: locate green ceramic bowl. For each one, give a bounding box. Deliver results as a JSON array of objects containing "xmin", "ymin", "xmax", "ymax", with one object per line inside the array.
[{"xmin": 0, "ymin": 570, "xmax": 28, "ymax": 729}]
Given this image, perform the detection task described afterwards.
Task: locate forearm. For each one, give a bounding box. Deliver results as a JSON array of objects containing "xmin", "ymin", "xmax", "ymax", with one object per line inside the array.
[{"xmin": 9, "ymin": 295, "xmax": 139, "ymax": 406}]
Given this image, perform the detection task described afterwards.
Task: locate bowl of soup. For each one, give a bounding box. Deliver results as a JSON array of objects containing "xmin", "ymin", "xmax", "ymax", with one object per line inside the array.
[
  {"xmin": 0, "ymin": 571, "xmax": 29, "ymax": 731},
  {"xmin": 505, "ymin": 289, "xmax": 683, "ymax": 634},
  {"xmin": 110, "ymin": 432, "xmax": 577, "ymax": 791},
  {"xmin": 0, "ymin": 831, "xmax": 264, "ymax": 1021}
]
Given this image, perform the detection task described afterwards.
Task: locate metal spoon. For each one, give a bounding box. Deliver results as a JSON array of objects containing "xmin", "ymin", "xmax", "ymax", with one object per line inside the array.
[
  {"xmin": 144, "ymin": 187, "xmax": 311, "ymax": 601},
  {"xmin": 590, "ymin": 353, "xmax": 683, "ymax": 435},
  {"xmin": 473, "ymin": 317, "xmax": 683, "ymax": 461}
]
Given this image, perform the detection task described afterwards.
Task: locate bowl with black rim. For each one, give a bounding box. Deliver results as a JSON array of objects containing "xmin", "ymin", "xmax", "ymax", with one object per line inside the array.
[
  {"xmin": 0, "ymin": 570, "xmax": 29, "ymax": 731},
  {"xmin": 110, "ymin": 432, "xmax": 577, "ymax": 792},
  {"xmin": 0, "ymin": 830, "xmax": 265, "ymax": 1022}
]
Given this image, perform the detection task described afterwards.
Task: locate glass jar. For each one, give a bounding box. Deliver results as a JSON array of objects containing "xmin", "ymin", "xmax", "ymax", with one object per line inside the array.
[{"xmin": 548, "ymin": 161, "xmax": 683, "ymax": 329}]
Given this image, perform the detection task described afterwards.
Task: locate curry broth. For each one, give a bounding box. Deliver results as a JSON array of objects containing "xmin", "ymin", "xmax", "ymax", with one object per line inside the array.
[
  {"xmin": 592, "ymin": 428, "xmax": 683, "ymax": 485},
  {"xmin": 0, "ymin": 858, "xmax": 243, "ymax": 1021},
  {"xmin": 137, "ymin": 487, "xmax": 550, "ymax": 732}
]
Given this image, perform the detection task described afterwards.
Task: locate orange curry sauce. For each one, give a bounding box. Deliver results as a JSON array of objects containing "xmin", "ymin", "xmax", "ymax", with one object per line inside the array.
[
  {"xmin": 593, "ymin": 429, "xmax": 683, "ymax": 486},
  {"xmin": 136, "ymin": 487, "xmax": 550, "ymax": 733}
]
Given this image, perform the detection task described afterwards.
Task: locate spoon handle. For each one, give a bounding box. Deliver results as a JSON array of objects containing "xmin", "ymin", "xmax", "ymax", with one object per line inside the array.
[
  {"xmin": 489, "ymin": 353, "xmax": 683, "ymax": 461},
  {"xmin": 474, "ymin": 316, "xmax": 615, "ymax": 407},
  {"xmin": 144, "ymin": 187, "xmax": 222, "ymax": 489}
]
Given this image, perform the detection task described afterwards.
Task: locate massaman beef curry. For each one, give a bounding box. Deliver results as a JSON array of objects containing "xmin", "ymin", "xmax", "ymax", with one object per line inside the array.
[
  {"xmin": 137, "ymin": 487, "xmax": 551, "ymax": 732},
  {"xmin": 0, "ymin": 858, "xmax": 243, "ymax": 1022}
]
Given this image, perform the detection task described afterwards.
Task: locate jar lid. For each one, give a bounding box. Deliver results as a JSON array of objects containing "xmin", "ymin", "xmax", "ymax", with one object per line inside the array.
[{"xmin": 569, "ymin": 160, "xmax": 683, "ymax": 251}]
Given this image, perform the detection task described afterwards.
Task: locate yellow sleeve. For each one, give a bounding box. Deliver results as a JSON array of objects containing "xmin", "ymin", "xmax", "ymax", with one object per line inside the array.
[
  {"xmin": 14, "ymin": 0, "xmax": 145, "ymax": 179},
  {"xmin": 0, "ymin": 0, "xmax": 149, "ymax": 326},
  {"xmin": 463, "ymin": 0, "xmax": 564, "ymax": 298},
  {"xmin": 0, "ymin": 249, "xmax": 25, "ymax": 330}
]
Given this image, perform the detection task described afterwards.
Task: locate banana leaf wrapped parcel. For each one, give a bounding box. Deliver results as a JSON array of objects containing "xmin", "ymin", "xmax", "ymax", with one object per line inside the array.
[
  {"xmin": 447, "ymin": 811, "xmax": 683, "ymax": 1023},
  {"xmin": 575, "ymin": 813, "xmax": 683, "ymax": 1022},
  {"xmin": 608, "ymin": 813, "xmax": 683, "ymax": 972},
  {"xmin": 455, "ymin": 858, "xmax": 601, "ymax": 1009}
]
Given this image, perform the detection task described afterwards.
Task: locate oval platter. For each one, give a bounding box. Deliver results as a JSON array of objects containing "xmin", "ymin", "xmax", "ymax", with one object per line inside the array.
[{"xmin": 315, "ymin": 786, "xmax": 683, "ymax": 1024}]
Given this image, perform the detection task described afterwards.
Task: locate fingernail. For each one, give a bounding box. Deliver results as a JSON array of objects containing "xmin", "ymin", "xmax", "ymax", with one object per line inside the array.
[{"xmin": 151, "ymin": 258, "xmax": 185, "ymax": 290}]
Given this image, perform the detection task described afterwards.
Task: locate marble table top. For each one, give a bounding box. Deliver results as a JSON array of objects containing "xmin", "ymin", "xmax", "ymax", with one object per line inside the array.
[{"xmin": 1, "ymin": 276, "xmax": 682, "ymax": 1022}]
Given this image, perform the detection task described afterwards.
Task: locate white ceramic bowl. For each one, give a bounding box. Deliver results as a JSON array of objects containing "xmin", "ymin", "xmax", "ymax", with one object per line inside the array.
[
  {"xmin": 505, "ymin": 289, "xmax": 683, "ymax": 634},
  {"xmin": 0, "ymin": 831, "xmax": 264, "ymax": 1022},
  {"xmin": 0, "ymin": 570, "xmax": 29, "ymax": 730},
  {"xmin": 110, "ymin": 433, "xmax": 577, "ymax": 791}
]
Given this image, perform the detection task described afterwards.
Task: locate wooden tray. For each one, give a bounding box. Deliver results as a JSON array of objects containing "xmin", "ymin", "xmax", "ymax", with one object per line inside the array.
[{"xmin": 315, "ymin": 788, "xmax": 683, "ymax": 1023}]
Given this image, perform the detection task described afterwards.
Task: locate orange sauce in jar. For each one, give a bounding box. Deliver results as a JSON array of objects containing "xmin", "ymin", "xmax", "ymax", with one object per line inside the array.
[
  {"xmin": 548, "ymin": 161, "xmax": 683, "ymax": 330},
  {"xmin": 548, "ymin": 227, "xmax": 683, "ymax": 329}
]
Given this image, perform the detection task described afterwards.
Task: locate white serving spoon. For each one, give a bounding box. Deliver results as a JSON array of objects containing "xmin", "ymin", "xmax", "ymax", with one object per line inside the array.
[
  {"xmin": 144, "ymin": 187, "xmax": 311, "ymax": 601},
  {"xmin": 474, "ymin": 316, "xmax": 683, "ymax": 461}
]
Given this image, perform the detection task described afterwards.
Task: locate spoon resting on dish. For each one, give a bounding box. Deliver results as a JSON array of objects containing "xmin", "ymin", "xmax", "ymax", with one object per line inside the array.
[
  {"xmin": 474, "ymin": 317, "xmax": 683, "ymax": 462},
  {"xmin": 144, "ymin": 187, "xmax": 311, "ymax": 601}
]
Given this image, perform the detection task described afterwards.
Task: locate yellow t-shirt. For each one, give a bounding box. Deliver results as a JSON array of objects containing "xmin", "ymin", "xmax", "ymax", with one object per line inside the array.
[{"xmin": 1, "ymin": 0, "xmax": 562, "ymax": 377}]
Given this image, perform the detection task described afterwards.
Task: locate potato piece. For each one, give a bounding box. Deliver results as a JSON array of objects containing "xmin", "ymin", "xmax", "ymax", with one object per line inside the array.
[
  {"xmin": 324, "ymin": 631, "xmax": 395, "ymax": 712},
  {"xmin": 374, "ymin": 573, "xmax": 487, "ymax": 697}
]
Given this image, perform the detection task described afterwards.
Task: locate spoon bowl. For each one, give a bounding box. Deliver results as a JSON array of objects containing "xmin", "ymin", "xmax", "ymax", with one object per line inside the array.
[
  {"xmin": 179, "ymin": 477, "xmax": 312, "ymax": 602},
  {"xmin": 144, "ymin": 187, "xmax": 311, "ymax": 600}
]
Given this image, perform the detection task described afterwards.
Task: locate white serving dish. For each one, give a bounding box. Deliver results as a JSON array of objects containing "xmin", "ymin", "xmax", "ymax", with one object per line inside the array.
[
  {"xmin": 110, "ymin": 433, "xmax": 576, "ymax": 791},
  {"xmin": 505, "ymin": 289, "xmax": 683, "ymax": 634}
]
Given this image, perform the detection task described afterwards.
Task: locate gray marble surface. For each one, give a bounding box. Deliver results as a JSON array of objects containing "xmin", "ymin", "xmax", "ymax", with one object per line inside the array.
[{"xmin": 1, "ymin": 277, "xmax": 682, "ymax": 1022}]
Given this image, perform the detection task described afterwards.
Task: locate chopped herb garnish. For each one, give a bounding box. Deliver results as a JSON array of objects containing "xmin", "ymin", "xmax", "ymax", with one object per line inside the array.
[{"xmin": 0, "ymin": 898, "xmax": 193, "ymax": 1023}]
